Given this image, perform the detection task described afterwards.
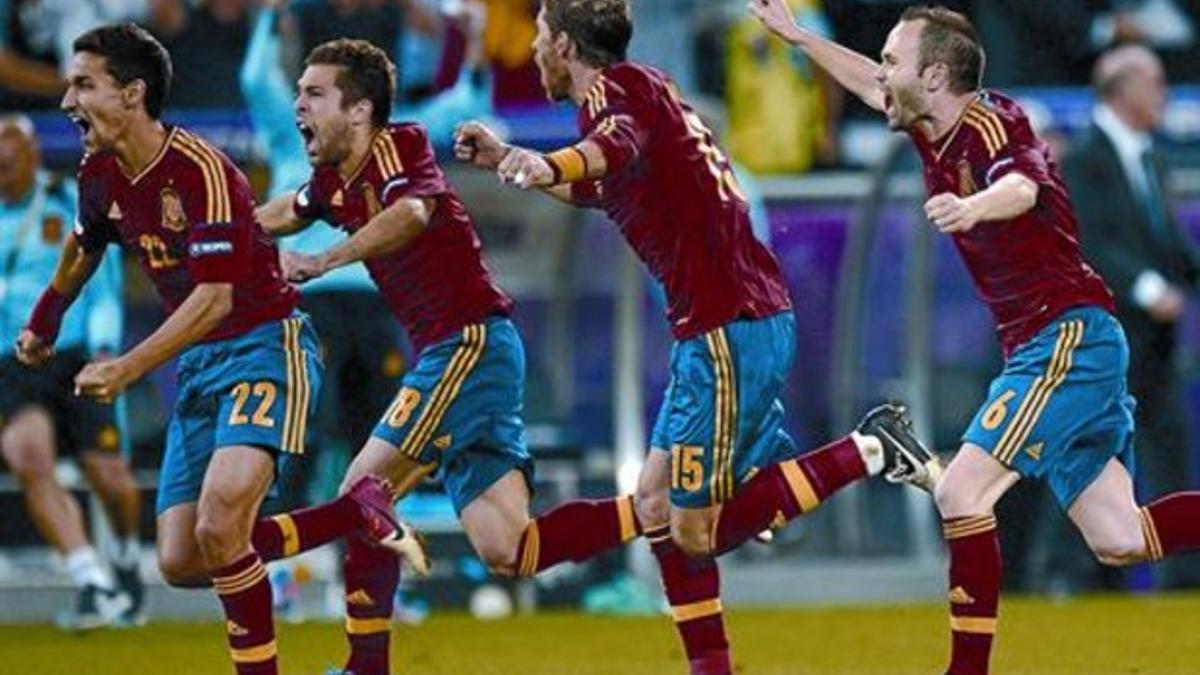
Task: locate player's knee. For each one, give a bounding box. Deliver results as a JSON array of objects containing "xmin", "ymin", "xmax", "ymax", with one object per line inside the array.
[
  {"xmin": 193, "ymin": 512, "xmax": 243, "ymax": 563},
  {"xmin": 0, "ymin": 436, "xmax": 54, "ymax": 485},
  {"xmin": 933, "ymin": 476, "xmax": 983, "ymax": 518},
  {"xmin": 635, "ymin": 483, "xmax": 669, "ymax": 530},
  {"xmin": 670, "ymin": 515, "xmax": 715, "ymax": 557},
  {"xmin": 1090, "ymin": 530, "xmax": 1149, "ymax": 567},
  {"xmin": 476, "ymin": 537, "xmax": 519, "ymax": 577},
  {"xmin": 157, "ymin": 548, "xmax": 208, "ymax": 588}
]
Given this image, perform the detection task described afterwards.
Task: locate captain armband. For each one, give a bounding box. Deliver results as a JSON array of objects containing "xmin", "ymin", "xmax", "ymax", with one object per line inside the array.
[{"xmin": 544, "ymin": 147, "xmax": 589, "ymax": 184}]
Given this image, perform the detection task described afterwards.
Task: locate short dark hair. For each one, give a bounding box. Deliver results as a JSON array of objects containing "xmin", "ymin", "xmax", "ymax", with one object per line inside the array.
[
  {"xmin": 73, "ymin": 23, "xmax": 172, "ymax": 119},
  {"xmin": 306, "ymin": 39, "xmax": 396, "ymax": 128},
  {"xmin": 900, "ymin": 5, "xmax": 985, "ymax": 94},
  {"xmin": 543, "ymin": 0, "xmax": 632, "ymax": 68}
]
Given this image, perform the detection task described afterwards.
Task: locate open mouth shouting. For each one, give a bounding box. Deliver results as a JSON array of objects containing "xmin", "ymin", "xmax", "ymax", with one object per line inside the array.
[
  {"xmin": 297, "ymin": 120, "xmax": 317, "ymax": 157},
  {"xmin": 68, "ymin": 113, "xmax": 94, "ymax": 145}
]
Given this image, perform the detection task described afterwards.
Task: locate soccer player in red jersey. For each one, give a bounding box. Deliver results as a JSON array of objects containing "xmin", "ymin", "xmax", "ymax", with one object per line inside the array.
[
  {"xmin": 19, "ymin": 24, "xmax": 404, "ymax": 675},
  {"xmin": 752, "ymin": 2, "xmax": 1200, "ymax": 672},
  {"xmin": 254, "ymin": 39, "xmax": 673, "ymax": 675},
  {"xmin": 456, "ymin": 2, "xmax": 940, "ymax": 673}
]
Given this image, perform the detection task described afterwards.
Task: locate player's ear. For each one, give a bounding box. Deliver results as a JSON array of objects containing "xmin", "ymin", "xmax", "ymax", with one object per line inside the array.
[
  {"xmin": 555, "ymin": 31, "xmax": 573, "ymax": 60},
  {"xmin": 923, "ymin": 62, "xmax": 949, "ymax": 93},
  {"xmin": 351, "ymin": 98, "xmax": 373, "ymax": 126},
  {"xmin": 121, "ymin": 79, "xmax": 147, "ymax": 111}
]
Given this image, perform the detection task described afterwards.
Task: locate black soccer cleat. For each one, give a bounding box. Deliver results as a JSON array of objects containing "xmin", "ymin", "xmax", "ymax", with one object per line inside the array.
[
  {"xmin": 56, "ymin": 583, "xmax": 133, "ymax": 632},
  {"xmin": 113, "ymin": 562, "xmax": 147, "ymax": 627},
  {"xmin": 856, "ymin": 403, "xmax": 942, "ymax": 492}
]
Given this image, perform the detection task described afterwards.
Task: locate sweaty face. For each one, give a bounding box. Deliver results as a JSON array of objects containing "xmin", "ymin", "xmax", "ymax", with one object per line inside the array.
[
  {"xmin": 532, "ymin": 8, "xmax": 572, "ymax": 102},
  {"xmin": 0, "ymin": 129, "xmax": 37, "ymax": 203},
  {"xmin": 61, "ymin": 52, "xmax": 134, "ymax": 154},
  {"xmin": 876, "ymin": 21, "xmax": 929, "ymax": 131},
  {"xmin": 295, "ymin": 64, "xmax": 355, "ymax": 166}
]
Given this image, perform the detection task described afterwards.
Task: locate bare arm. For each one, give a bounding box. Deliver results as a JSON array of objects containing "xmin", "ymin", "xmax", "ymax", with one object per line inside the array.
[
  {"xmin": 256, "ymin": 191, "xmax": 313, "ymax": 236},
  {"xmin": 749, "ymin": 0, "xmax": 884, "ymax": 112},
  {"xmin": 925, "ymin": 173, "xmax": 1039, "ymax": 234},
  {"xmin": 74, "ymin": 283, "xmax": 233, "ymax": 401}
]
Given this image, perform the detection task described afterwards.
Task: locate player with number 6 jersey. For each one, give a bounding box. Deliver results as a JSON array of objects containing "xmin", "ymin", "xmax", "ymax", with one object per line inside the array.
[{"xmin": 454, "ymin": 3, "xmax": 940, "ymax": 673}]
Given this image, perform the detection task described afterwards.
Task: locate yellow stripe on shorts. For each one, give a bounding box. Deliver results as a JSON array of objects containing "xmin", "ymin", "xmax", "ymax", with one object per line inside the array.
[
  {"xmin": 399, "ymin": 324, "xmax": 487, "ymax": 458},
  {"xmin": 992, "ymin": 320, "xmax": 1083, "ymax": 465}
]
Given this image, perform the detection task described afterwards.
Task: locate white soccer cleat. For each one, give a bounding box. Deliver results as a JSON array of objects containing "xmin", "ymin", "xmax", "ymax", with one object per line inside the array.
[{"xmin": 382, "ymin": 520, "xmax": 431, "ymax": 578}]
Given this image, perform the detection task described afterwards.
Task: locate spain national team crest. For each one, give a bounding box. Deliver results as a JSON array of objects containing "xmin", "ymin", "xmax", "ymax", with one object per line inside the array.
[
  {"xmin": 160, "ymin": 186, "xmax": 187, "ymax": 232},
  {"xmin": 41, "ymin": 214, "xmax": 63, "ymax": 243},
  {"xmin": 957, "ymin": 159, "xmax": 978, "ymax": 196}
]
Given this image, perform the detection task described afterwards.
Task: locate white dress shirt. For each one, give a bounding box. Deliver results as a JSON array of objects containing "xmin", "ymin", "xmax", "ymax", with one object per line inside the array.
[{"xmin": 1093, "ymin": 103, "xmax": 1170, "ymax": 309}]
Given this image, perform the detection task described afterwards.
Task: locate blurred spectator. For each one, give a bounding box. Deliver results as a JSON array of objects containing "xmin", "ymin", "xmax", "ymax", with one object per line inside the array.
[
  {"xmin": 150, "ymin": 0, "xmax": 250, "ymax": 109},
  {"xmin": 482, "ymin": 0, "xmax": 540, "ymax": 105},
  {"xmin": 0, "ymin": 0, "xmax": 148, "ymax": 109},
  {"xmin": 292, "ymin": 0, "xmax": 403, "ymax": 73},
  {"xmin": 970, "ymin": 0, "xmax": 1194, "ymax": 87},
  {"xmin": 1065, "ymin": 45, "xmax": 1200, "ymax": 590},
  {"xmin": 724, "ymin": 0, "xmax": 840, "ymax": 173},
  {"xmin": 0, "ymin": 115, "xmax": 142, "ymax": 627}
]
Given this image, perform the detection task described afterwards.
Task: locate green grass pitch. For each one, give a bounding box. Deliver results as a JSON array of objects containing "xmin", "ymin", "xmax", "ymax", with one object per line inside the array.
[{"xmin": 3, "ymin": 595, "xmax": 1200, "ymax": 674}]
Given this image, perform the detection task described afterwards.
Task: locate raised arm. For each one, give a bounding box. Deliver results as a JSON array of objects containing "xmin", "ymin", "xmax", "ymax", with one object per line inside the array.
[
  {"xmin": 748, "ymin": 0, "xmax": 885, "ymax": 112},
  {"xmin": 17, "ymin": 232, "xmax": 104, "ymax": 367}
]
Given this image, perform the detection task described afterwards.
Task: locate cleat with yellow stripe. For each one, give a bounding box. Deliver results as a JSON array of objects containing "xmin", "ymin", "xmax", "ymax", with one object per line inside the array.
[{"xmin": 857, "ymin": 403, "xmax": 942, "ymax": 492}]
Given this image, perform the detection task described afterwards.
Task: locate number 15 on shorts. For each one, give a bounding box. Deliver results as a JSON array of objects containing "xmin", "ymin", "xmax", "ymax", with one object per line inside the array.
[{"xmin": 671, "ymin": 444, "xmax": 705, "ymax": 493}]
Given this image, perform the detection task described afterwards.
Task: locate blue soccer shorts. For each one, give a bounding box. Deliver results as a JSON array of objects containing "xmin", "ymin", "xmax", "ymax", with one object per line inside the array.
[
  {"xmin": 963, "ymin": 306, "xmax": 1137, "ymax": 509},
  {"xmin": 370, "ymin": 317, "xmax": 532, "ymax": 514},
  {"xmin": 651, "ymin": 311, "xmax": 799, "ymax": 508},
  {"xmin": 157, "ymin": 312, "xmax": 324, "ymax": 514}
]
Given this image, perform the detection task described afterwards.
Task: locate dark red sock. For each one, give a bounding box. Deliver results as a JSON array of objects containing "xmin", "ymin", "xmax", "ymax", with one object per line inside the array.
[
  {"xmin": 514, "ymin": 495, "xmax": 639, "ymax": 576},
  {"xmin": 943, "ymin": 515, "xmax": 1001, "ymax": 675},
  {"xmin": 1142, "ymin": 493, "xmax": 1200, "ymax": 560},
  {"xmin": 342, "ymin": 536, "xmax": 399, "ymax": 675},
  {"xmin": 712, "ymin": 436, "xmax": 865, "ymax": 555},
  {"xmin": 212, "ymin": 552, "xmax": 277, "ymax": 675},
  {"xmin": 252, "ymin": 495, "xmax": 360, "ymax": 562},
  {"xmin": 647, "ymin": 525, "xmax": 731, "ymax": 675}
]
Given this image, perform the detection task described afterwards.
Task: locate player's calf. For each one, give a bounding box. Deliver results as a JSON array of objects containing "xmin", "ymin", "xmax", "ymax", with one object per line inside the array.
[{"xmin": 506, "ymin": 496, "xmax": 640, "ymax": 577}]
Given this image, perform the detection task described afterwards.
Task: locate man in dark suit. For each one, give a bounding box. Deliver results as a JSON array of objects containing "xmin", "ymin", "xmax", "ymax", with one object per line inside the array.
[{"xmin": 1065, "ymin": 44, "xmax": 1200, "ymax": 589}]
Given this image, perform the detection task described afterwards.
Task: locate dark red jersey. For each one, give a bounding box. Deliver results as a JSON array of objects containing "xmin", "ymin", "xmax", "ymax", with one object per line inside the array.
[
  {"xmin": 293, "ymin": 123, "xmax": 512, "ymax": 355},
  {"xmin": 910, "ymin": 91, "xmax": 1114, "ymax": 356},
  {"xmin": 74, "ymin": 126, "xmax": 297, "ymax": 342},
  {"xmin": 569, "ymin": 62, "xmax": 792, "ymax": 340}
]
